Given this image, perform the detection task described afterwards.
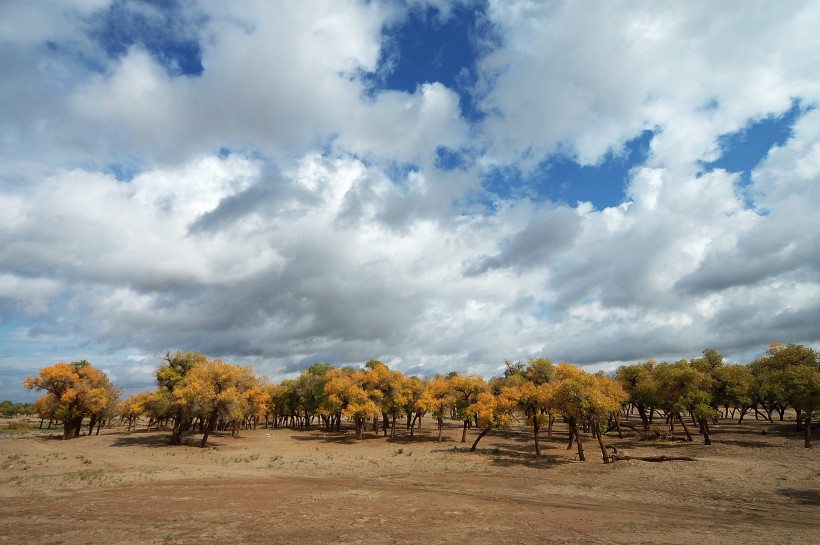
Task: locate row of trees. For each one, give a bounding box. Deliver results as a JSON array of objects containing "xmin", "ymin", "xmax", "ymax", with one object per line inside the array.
[
  {"xmin": 616, "ymin": 343, "xmax": 820, "ymax": 447},
  {"xmin": 22, "ymin": 342, "xmax": 820, "ymax": 455},
  {"xmin": 0, "ymin": 400, "xmax": 37, "ymax": 418}
]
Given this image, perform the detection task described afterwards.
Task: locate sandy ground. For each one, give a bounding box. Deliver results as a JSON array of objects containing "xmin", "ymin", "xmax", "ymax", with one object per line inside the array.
[{"xmin": 1, "ymin": 416, "xmax": 818, "ymax": 545}]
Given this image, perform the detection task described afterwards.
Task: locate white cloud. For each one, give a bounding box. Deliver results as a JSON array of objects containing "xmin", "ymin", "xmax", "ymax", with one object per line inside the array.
[
  {"xmin": 2, "ymin": 1, "xmax": 820, "ymax": 399},
  {"xmin": 478, "ymin": 1, "xmax": 820, "ymax": 170}
]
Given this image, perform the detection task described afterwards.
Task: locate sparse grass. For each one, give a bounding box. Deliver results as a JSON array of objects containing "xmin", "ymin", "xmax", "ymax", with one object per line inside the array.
[
  {"xmin": 3, "ymin": 421, "xmax": 33, "ymax": 430},
  {"xmin": 221, "ymin": 453, "xmax": 261, "ymax": 464},
  {"xmin": 267, "ymin": 454, "xmax": 282, "ymax": 468},
  {"xmin": 64, "ymin": 469, "xmax": 105, "ymax": 482}
]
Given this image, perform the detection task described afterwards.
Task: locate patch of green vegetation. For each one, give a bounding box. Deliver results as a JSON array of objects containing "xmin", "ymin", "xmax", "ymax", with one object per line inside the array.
[
  {"xmin": 218, "ymin": 452, "xmax": 263, "ymax": 465},
  {"xmin": 63, "ymin": 469, "xmax": 105, "ymax": 482}
]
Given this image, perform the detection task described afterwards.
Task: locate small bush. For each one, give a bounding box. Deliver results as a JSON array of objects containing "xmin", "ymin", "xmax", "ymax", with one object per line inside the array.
[{"xmin": 4, "ymin": 421, "xmax": 33, "ymax": 430}]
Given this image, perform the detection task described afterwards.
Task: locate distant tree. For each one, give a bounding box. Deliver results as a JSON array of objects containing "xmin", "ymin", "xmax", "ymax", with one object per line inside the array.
[
  {"xmin": 448, "ymin": 374, "xmax": 488, "ymax": 442},
  {"xmin": 155, "ymin": 351, "xmax": 207, "ymax": 444},
  {"xmin": 118, "ymin": 391, "xmax": 151, "ymax": 431},
  {"xmin": 526, "ymin": 358, "xmax": 557, "ymax": 385},
  {"xmin": 173, "ymin": 358, "xmax": 260, "ymax": 447},
  {"xmin": 709, "ymin": 364, "xmax": 755, "ymax": 421},
  {"xmin": 615, "ymin": 359, "xmax": 658, "ymax": 431},
  {"xmin": 23, "ymin": 361, "xmax": 119, "ymax": 440},
  {"xmin": 87, "ymin": 373, "xmax": 122, "ymax": 435},
  {"xmin": 467, "ymin": 388, "xmax": 519, "ymax": 451},
  {"xmin": 321, "ymin": 368, "xmax": 378, "ymax": 439},
  {"xmin": 401, "ymin": 375, "xmax": 426, "ymax": 435},
  {"xmin": 751, "ymin": 343, "xmax": 820, "ymax": 447},
  {"xmin": 295, "ymin": 363, "xmax": 333, "ymax": 428},
  {"xmin": 516, "ymin": 380, "xmax": 554, "ymax": 455},
  {"xmin": 416, "ymin": 376, "xmax": 454, "ymax": 442},
  {"xmin": 653, "ymin": 360, "xmax": 716, "ymax": 445},
  {"xmin": 361, "ymin": 361, "xmax": 408, "ymax": 437},
  {"xmin": 552, "ymin": 363, "xmax": 627, "ymax": 462}
]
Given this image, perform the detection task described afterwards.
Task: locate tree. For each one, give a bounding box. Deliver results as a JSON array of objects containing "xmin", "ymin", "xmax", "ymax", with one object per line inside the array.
[
  {"xmin": 752, "ymin": 343, "xmax": 820, "ymax": 447},
  {"xmin": 526, "ymin": 358, "xmax": 557, "ymax": 385},
  {"xmin": 653, "ymin": 359, "xmax": 716, "ymax": 444},
  {"xmin": 321, "ymin": 368, "xmax": 378, "ymax": 440},
  {"xmin": 416, "ymin": 376, "xmax": 454, "ymax": 442},
  {"xmin": 23, "ymin": 361, "xmax": 119, "ymax": 440},
  {"xmin": 448, "ymin": 374, "xmax": 487, "ymax": 442},
  {"xmin": 467, "ymin": 388, "xmax": 518, "ymax": 452},
  {"xmin": 615, "ymin": 359, "xmax": 658, "ymax": 431},
  {"xmin": 516, "ymin": 381, "xmax": 554, "ymax": 455},
  {"xmin": 360, "ymin": 361, "xmax": 408, "ymax": 437},
  {"xmin": 118, "ymin": 391, "xmax": 151, "ymax": 431},
  {"xmin": 710, "ymin": 364, "xmax": 755, "ymax": 421},
  {"xmin": 552, "ymin": 363, "xmax": 627, "ymax": 462},
  {"xmin": 401, "ymin": 375, "xmax": 426, "ymax": 436},
  {"xmin": 294, "ymin": 363, "xmax": 333, "ymax": 428},
  {"xmin": 155, "ymin": 351, "xmax": 207, "ymax": 444},
  {"xmin": 750, "ymin": 342, "xmax": 820, "ymax": 443},
  {"xmin": 173, "ymin": 358, "xmax": 260, "ymax": 447}
]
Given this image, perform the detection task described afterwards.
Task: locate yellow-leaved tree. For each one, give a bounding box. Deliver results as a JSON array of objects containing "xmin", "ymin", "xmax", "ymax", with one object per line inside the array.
[
  {"xmin": 321, "ymin": 367, "xmax": 379, "ymax": 439},
  {"xmin": 416, "ymin": 376, "xmax": 454, "ymax": 442},
  {"xmin": 173, "ymin": 358, "xmax": 260, "ymax": 447},
  {"xmin": 467, "ymin": 387, "xmax": 519, "ymax": 452},
  {"xmin": 449, "ymin": 374, "xmax": 488, "ymax": 442},
  {"xmin": 552, "ymin": 363, "xmax": 627, "ymax": 462},
  {"xmin": 24, "ymin": 360, "xmax": 120, "ymax": 440}
]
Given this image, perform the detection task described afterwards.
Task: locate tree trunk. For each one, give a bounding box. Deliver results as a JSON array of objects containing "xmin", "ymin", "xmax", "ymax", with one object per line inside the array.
[
  {"xmin": 676, "ymin": 413, "xmax": 693, "ymax": 441},
  {"xmin": 637, "ymin": 405, "xmax": 650, "ymax": 431},
  {"xmin": 533, "ymin": 417, "xmax": 541, "ymax": 455},
  {"xmin": 613, "ymin": 412, "xmax": 623, "ymax": 439},
  {"xmin": 572, "ymin": 421, "xmax": 585, "ymax": 461},
  {"xmin": 698, "ymin": 417, "xmax": 711, "ymax": 445},
  {"xmin": 200, "ymin": 411, "xmax": 219, "ymax": 448},
  {"xmin": 461, "ymin": 420, "xmax": 468, "ymax": 443},
  {"xmin": 594, "ymin": 425, "xmax": 609, "ymax": 463},
  {"xmin": 805, "ymin": 415, "xmax": 813, "ymax": 448},
  {"xmin": 170, "ymin": 409, "xmax": 184, "ymax": 445},
  {"xmin": 63, "ymin": 417, "xmax": 82, "ymax": 440},
  {"xmin": 470, "ymin": 425, "xmax": 492, "ymax": 452},
  {"xmin": 390, "ymin": 414, "xmax": 397, "ymax": 439},
  {"xmin": 437, "ymin": 417, "xmax": 444, "ymax": 443}
]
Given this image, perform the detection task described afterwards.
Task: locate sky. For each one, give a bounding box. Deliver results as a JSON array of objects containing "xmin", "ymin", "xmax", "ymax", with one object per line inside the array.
[{"xmin": 2, "ymin": 0, "xmax": 820, "ymax": 401}]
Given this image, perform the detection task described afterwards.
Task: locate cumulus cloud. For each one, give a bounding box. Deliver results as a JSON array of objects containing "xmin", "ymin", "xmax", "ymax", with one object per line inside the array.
[{"xmin": 2, "ymin": 1, "xmax": 820, "ymax": 399}]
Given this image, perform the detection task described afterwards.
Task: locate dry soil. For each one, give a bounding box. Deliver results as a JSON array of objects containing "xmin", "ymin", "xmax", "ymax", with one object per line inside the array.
[{"xmin": 1, "ymin": 417, "xmax": 818, "ymax": 545}]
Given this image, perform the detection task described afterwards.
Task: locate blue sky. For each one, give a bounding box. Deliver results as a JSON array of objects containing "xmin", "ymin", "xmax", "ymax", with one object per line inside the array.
[{"xmin": 2, "ymin": 0, "xmax": 820, "ymax": 400}]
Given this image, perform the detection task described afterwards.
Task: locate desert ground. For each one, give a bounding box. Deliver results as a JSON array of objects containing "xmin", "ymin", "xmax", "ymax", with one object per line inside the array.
[{"xmin": 1, "ymin": 416, "xmax": 818, "ymax": 545}]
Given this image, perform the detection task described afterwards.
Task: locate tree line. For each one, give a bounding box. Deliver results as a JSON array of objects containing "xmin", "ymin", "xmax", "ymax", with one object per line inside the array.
[{"xmin": 22, "ymin": 342, "xmax": 820, "ymax": 458}]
